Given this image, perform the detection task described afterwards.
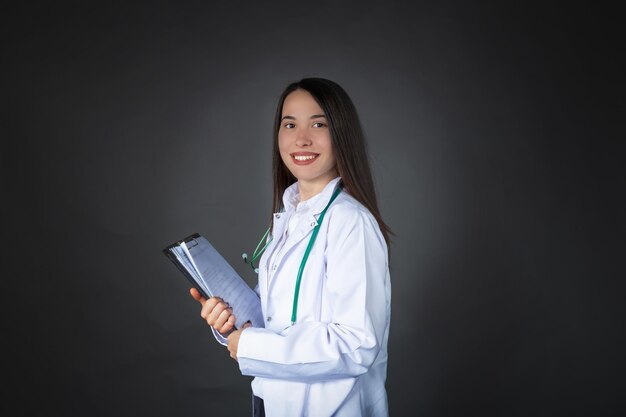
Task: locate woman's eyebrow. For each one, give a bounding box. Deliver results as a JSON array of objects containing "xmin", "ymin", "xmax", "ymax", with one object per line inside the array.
[{"xmin": 281, "ymin": 114, "xmax": 326, "ymax": 121}]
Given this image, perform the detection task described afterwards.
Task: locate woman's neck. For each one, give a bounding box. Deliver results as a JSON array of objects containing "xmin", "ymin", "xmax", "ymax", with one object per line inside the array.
[{"xmin": 298, "ymin": 174, "xmax": 337, "ymax": 202}]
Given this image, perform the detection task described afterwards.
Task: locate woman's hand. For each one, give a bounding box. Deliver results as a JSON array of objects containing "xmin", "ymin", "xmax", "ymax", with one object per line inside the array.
[
  {"xmin": 189, "ymin": 288, "xmax": 237, "ymax": 335},
  {"xmin": 227, "ymin": 321, "xmax": 252, "ymax": 361}
]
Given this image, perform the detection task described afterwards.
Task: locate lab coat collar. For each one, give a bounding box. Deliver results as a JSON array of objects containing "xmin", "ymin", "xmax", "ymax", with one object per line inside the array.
[
  {"xmin": 281, "ymin": 177, "xmax": 343, "ymax": 216},
  {"xmin": 267, "ymin": 176, "xmax": 342, "ymax": 292}
]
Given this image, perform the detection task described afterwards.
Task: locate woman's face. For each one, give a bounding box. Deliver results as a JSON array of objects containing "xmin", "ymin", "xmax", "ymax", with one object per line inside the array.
[{"xmin": 278, "ymin": 89, "xmax": 337, "ymax": 187}]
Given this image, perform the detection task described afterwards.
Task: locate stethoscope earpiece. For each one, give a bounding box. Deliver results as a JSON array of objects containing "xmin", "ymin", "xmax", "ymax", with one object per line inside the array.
[{"xmin": 243, "ymin": 226, "xmax": 273, "ymax": 274}]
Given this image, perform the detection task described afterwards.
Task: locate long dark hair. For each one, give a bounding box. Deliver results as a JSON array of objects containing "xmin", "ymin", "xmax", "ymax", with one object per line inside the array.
[{"xmin": 271, "ymin": 77, "xmax": 392, "ymax": 246}]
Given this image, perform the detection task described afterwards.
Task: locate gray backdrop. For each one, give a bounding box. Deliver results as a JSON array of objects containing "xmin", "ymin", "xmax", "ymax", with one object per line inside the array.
[{"xmin": 3, "ymin": 1, "xmax": 624, "ymax": 416}]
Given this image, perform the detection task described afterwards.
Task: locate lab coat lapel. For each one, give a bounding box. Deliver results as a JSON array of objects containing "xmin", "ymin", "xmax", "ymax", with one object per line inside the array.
[
  {"xmin": 265, "ymin": 177, "xmax": 340, "ymax": 291},
  {"xmin": 267, "ymin": 213, "xmax": 319, "ymax": 290},
  {"xmin": 263, "ymin": 212, "xmax": 288, "ymax": 296},
  {"xmin": 285, "ymin": 213, "xmax": 319, "ymax": 249},
  {"xmin": 271, "ymin": 212, "xmax": 288, "ymax": 243}
]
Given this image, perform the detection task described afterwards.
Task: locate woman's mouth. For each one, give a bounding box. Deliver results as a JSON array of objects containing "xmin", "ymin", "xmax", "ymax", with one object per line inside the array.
[{"xmin": 291, "ymin": 153, "xmax": 319, "ymax": 165}]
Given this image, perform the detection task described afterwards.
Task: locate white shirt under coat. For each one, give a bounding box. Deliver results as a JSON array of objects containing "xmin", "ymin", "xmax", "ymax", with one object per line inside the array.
[{"xmin": 223, "ymin": 177, "xmax": 391, "ymax": 416}]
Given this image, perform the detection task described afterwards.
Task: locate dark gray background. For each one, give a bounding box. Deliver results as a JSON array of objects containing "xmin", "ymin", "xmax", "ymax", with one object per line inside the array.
[{"xmin": 3, "ymin": 1, "xmax": 624, "ymax": 416}]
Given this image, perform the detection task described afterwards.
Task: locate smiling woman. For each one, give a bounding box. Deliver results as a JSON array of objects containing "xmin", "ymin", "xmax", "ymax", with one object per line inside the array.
[
  {"xmin": 278, "ymin": 89, "xmax": 338, "ymax": 201},
  {"xmin": 191, "ymin": 78, "xmax": 392, "ymax": 417}
]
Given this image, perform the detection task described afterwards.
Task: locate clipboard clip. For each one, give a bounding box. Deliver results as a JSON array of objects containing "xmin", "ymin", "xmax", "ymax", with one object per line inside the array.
[
  {"xmin": 180, "ymin": 233, "xmax": 201, "ymax": 249},
  {"xmin": 184, "ymin": 237, "xmax": 199, "ymax": 249}
]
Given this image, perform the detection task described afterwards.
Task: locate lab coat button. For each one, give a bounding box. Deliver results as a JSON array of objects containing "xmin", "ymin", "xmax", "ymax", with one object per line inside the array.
[
  {"xmin": 266, "ymin": 316, "xmax": 272, "ymax": 322},
  {"xmin": 273, "ymin": 265, "xmax": 277, "ymax": 270},
  {"xmin": 310, "ymin": 222, "xmax": 316, "ymax": 227},
  {"xmin": 275, "ymin": 214, "xmax": 281, "ymax": 219}
]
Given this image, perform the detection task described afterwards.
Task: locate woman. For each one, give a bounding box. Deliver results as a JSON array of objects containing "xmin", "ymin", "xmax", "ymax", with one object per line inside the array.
[{"xmin": 191, "ymin": 78, "xmax": 392, "ymax": 416}]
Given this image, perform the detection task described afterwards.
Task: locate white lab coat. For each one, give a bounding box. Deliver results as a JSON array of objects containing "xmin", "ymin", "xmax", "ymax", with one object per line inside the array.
[{"xmin": 219, "ymin": 177, "xmax": 391, "ymax": 416}]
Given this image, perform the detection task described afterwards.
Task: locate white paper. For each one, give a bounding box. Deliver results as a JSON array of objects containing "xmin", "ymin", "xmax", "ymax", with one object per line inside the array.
[{"xmin": 168, "ymin": 235, "xmax": 263, "ymax": 329}]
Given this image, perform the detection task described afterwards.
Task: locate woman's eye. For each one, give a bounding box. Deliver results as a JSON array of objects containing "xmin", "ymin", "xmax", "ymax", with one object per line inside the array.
[
  {"xmin": 312, "ymin": 122, "xmax": 326, "ymax": 128},
  {"xmin": 284, "ymin": 123, "xmax": 295, "ymax": 129}
]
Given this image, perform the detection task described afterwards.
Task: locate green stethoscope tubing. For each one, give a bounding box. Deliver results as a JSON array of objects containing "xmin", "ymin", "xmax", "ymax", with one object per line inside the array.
[
  {"xmin": 247, "ymin": 227, "xmax": 272, "ymax": 271},
  {"xmin": 245, "ymin": 185, "xmax": 343, "ymax": 325}
]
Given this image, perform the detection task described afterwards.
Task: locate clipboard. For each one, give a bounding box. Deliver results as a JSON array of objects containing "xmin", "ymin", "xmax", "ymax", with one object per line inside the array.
[
  {"xmin": 163, "ymin": 233, "xmax": 264, "ymax": 329},
  {"xmin": 163, "ymin": 233, "xmax": 209, "ymax": 299}
]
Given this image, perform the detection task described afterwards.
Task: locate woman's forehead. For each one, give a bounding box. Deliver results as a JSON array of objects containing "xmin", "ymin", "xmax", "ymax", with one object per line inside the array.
[{"xmin": 282, "ymin": 90, "xmax": 324, "ymax": 117}]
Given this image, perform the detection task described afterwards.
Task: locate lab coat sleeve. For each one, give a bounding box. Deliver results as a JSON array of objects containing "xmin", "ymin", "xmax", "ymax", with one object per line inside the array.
[
  {"xmin": 211, "ymin": 283, "xmax": 261, "ymax": 347},
  {"xmin": 237, "ymin": 206, "xmax": 389, "ymax": 382}
]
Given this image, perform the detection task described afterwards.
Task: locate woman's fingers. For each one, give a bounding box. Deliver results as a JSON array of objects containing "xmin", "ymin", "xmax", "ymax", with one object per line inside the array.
[
  {"xmin": 200, "ymin": 297, "xmax": 223, "ymax": 321},
  {"xmin": 194, "ymin": 294, "xmax": 237, "ymax": 333},
  {"xmin": 189, "ymin": 288, "xmax": 206, "ymax": 304},
  {"xmin": 200, "ymin": 297, "xmax": 237, "ymax": 329},
  {"xmin": 217, "ymin": 313, "xmax": 237, "ymax": 334},
  {"xmin": 213, "ymin": 306, "xmax": 234, "ymax": 331}
]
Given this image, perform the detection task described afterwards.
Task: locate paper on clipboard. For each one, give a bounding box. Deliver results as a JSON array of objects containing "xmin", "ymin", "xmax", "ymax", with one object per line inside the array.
[{"xmin": 163, "ymin": 233, "xmax": 263, "ymax": 329}]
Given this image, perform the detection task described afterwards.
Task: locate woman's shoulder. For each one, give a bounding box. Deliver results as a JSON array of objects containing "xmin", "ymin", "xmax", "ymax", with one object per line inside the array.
[
  {"xmin": 326, "ymin": 192, "xmax": 384, "ymax": 237},
  {"xmin": 324, "ymin": 192, "xmax": 388, "ymax": 253},
  {"xmin": 328, "ymin": 191, "xmax": 370, "ymax": 217}
]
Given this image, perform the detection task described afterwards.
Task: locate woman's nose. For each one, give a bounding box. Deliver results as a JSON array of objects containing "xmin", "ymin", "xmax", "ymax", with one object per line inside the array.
[{"xmin": 295, "ymin": 128, "xmax": 312, "ymax": 146}]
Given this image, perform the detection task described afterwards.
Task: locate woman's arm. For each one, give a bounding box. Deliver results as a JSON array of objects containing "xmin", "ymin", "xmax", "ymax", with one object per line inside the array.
[{"xmin": 235, "ymin": 206, "xmax": 390, "ymax": 383}]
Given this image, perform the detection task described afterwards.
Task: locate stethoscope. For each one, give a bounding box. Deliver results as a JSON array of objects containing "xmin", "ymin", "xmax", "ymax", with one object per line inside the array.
[{"xmin": 242, "ymin": 185, "xmax": 343, "ymax": 325}]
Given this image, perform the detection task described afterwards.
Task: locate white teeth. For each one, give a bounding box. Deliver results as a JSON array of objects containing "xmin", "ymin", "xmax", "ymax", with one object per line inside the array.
[{"xmin": 294, "ymin": 155, "xmax": 318, "ymax": 161}]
